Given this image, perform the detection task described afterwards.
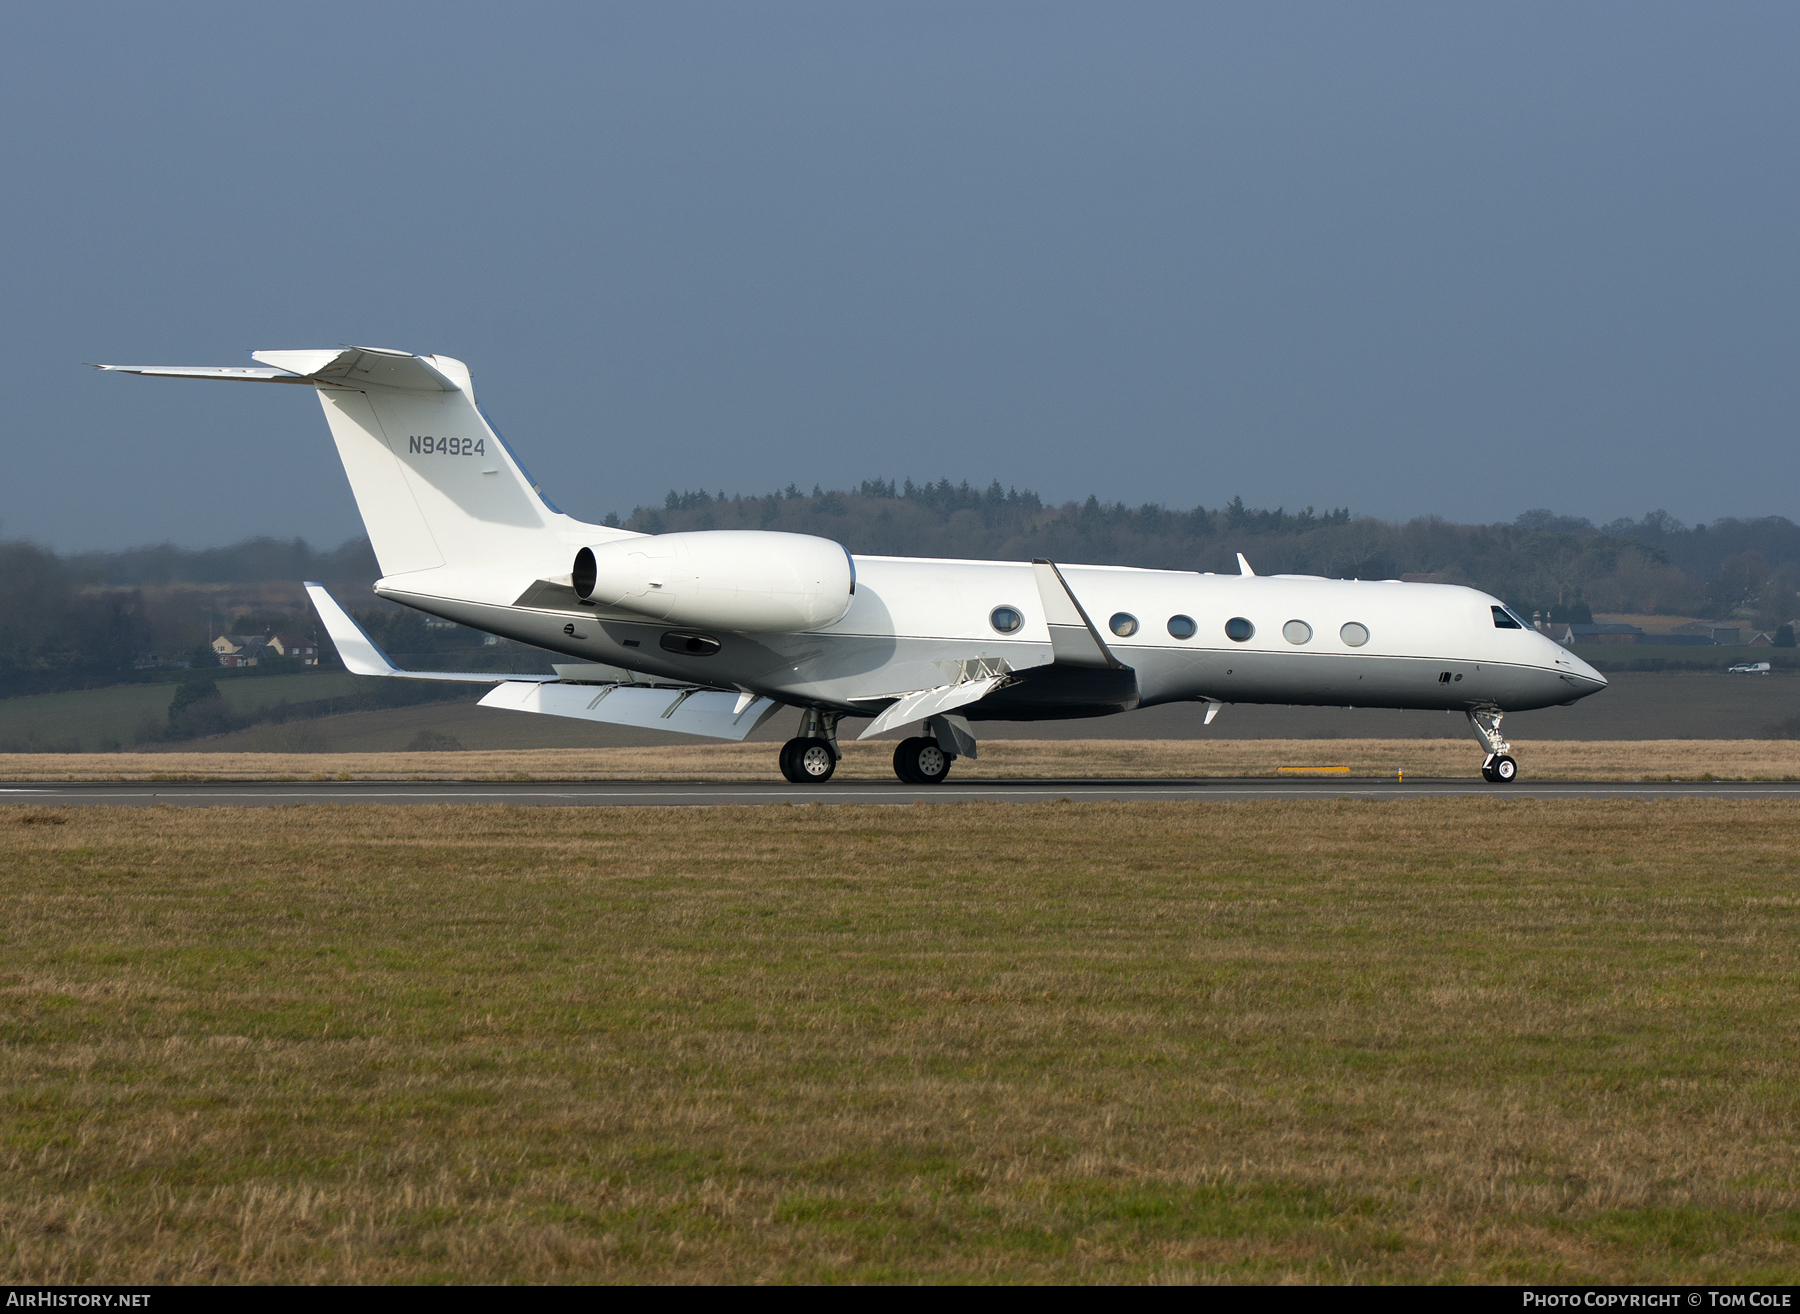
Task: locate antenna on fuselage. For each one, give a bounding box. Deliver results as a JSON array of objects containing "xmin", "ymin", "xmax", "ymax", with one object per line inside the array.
[{"xmin": 1236, "ymin": 552, "xmax": 1255, "ymax": 576}]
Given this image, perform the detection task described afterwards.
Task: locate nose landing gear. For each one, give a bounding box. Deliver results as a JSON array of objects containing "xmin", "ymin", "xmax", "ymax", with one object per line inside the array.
[
  {"xmin": 1481, "ymin": 754, "xmax": 1518, "ymax": 783},
  {"xmin": 1467, "ymin": 706, "xmax": 1518, "ymax": 784}
]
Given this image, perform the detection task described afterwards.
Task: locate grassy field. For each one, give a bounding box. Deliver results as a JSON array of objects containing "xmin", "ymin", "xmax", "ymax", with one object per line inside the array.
[
  {"xmin": 0, "ymin": 672, "xmax": 369, "ymax": 753},
  {"xmin": 4, "ymin": 799, "xmax": 1800, "ymax": 1283},
  {"xmin": 1575, "ymin": 645, "xmax": 1800, "ymax": 674},
  {"xmin": 6, "ymin": 669, "xmax": 1800, "ymax": 754},
  {"xmin": 5, "ymin": 738, "xmax": 1800, "ymax": 781}
]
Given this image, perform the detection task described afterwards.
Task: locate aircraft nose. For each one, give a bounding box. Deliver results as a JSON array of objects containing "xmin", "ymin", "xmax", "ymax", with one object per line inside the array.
[
  {"xmin": 1542, "ymin": 634, "xmax": 1607, "ymax": 694},
  {"xmin": 1560, "ymin": 649, "xmax": 1607, "ymax": 695}
]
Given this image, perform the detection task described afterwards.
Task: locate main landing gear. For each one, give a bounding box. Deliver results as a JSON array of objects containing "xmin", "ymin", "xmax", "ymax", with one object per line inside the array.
[
  {"xmin": 892, "ymin": 714, "xmax": 974, "ymax": 784},
  {"xmin": 893, "ymin": 736, "xmax": 954, "ymax": 785},
  {"xmin": 779, "ymin": 737, "xmax": 837, "ymax": 782},
  {"xmin": 1467, "ymin": 706, "xmax": 1519, "ymax": 784},
  {"xmin": 779, "ymin": 708, "xmax": 841, "ymax": 783},
  {"xmin": 776, "ymin": 709, "xmax": 968, "ymax": 785}
]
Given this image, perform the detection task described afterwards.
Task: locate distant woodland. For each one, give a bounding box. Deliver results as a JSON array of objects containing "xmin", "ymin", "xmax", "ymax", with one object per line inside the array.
[
  {"xmin": 627, "ymin": 481, "xmax": 1800, "ymax": 629},
  {"xmin": 5, "ymin": 482, "xmax": 1800, "ymax": 701}
]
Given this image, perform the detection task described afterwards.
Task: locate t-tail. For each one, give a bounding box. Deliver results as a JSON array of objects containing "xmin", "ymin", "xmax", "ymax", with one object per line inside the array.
[{"xmin": 93, "ymin": 347, "xmax": 623, "ymax": 581}]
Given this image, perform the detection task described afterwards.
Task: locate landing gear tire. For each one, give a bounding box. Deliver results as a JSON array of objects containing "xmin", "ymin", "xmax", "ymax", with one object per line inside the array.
[
  {"xmin": 781, "ymin": 737, "xmax": 837, "ymax": 783},
  {"xmin": 1482, "ymin": 753, "xmax": 1518, "ymax": 784},
  {"xmin": 893, "ymin": 736, "xmax": 953, "ymax": 785}
]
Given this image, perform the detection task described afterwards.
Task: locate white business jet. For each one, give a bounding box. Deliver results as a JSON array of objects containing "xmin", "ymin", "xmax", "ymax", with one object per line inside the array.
[{"xmin": 98, "ymin": 346, "xmax": 1605, "ymax": 784}]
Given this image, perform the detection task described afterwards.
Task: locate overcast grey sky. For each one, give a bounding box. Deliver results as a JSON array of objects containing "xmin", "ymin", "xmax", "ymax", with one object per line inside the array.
[{"xmin": 3, "ymin": 2, "xmax": 1796, "ymax": 550}]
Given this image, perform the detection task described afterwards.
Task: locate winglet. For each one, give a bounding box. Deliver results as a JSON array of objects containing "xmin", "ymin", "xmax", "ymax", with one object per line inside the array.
[
  {"xmin": 1237, "ymin": 552, "xmax": 1255, "ymax": 576},
  {"xmin": 304, "ymin": 582, "xmax": 552, "ymax": 684},
  {"xmin": 1031, "ymin": 559, "xmax": 1125, "ymax": 669},
  {"xmin": 305, "ymin": 582, "xmax": 402, "ymax": 676}
]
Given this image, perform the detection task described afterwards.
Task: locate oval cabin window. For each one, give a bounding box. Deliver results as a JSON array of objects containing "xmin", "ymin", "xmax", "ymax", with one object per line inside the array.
[
  {"xmin": 1283, "ymin": 620, "xmax": 1312, "ymax": 645},
  {"xmin": 1109, "ymin": 613, "xmax": 1139, "ymax": 638},
  {"xmin": 1224, "ymin": 617, "xmax": 1254, "ymax": 642},
  {"xmin": 1340, "ymin": 622, "xmax": 1370, "ymax": 648},
  {"xmin": 990, "ymin": 606, "xmax": 1023, "ymax": 634},
  {"xmin": 1167, "ymin": 614, "xmax": 1197, "ymax": 639}
]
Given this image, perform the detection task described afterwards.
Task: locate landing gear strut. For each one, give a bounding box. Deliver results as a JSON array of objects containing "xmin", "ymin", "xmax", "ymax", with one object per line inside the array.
[
  {"xmin": 780, "ymin": 708, "xmax": 841, "ymax": 784},
  {"xmin": 1467, "ymin": 706, "xmax": 1518, "ymax": 784}
]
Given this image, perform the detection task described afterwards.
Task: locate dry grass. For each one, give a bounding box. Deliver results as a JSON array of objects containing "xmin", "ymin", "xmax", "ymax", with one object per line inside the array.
[
  {"xmin": 4, "ymin": 738, "xmax": 1800, "ymax": 783},
  {"xmin": 4, "ymin": 799, "xmax": 1800, "ymax": 1283}
]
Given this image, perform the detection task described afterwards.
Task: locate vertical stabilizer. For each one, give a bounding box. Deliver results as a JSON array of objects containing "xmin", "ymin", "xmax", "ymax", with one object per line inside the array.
[
  {"xmin": 259, "ymin": 347, "xmax": 564, "ymax": 577},
  {"xmin": 96, "ymin": 347, "xmax": 620, "ymax": 580}
]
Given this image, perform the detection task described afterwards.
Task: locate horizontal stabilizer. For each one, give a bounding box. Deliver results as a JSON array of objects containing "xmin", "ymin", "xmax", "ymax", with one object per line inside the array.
[
  {"xmin": 94, "ymin": 347, "xmax": 463, "ymax": 392},
  {"xmin": 479, "ymin": 681, "xmax": 782, "ymax": 741},
  {"xmin": 857, "ymin": 674, "xmax": 1005, "ymax": 739},
  {"xmin": 91, "ymin": 364, "xmax": 312, "ymax": 383},
  {"xmin": 305, "ymin": 582, "xmax": 550, "ymax": 683}
]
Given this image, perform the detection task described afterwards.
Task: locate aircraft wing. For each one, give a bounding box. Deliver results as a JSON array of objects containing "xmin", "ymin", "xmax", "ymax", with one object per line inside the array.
[
  {"xmin": 1031, "ymin": 558, "xmax": 1125, "ymax": 669},
  {"xmin": 855, "ymin": 675, "xmax": 1008, "ymax": 739},
  {"xmin": 306, "ymin": 582, "xmax": 782, "ymax": 740},
  {"xmin": 478, "ymin": 681, "xmax": 783, "ymax": 741}
]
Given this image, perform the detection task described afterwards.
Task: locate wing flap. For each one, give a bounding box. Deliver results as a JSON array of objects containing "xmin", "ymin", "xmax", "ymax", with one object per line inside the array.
[
  {"xmin": 479, "ymin": 681, "xmax": 782, "ymax": 741},
  {"xmin": 857, "ymin": 674, "xmax": 1005, "ymax": 739}
]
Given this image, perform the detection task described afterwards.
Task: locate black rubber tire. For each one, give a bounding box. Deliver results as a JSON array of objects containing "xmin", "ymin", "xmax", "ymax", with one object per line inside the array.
[
  {"xmin": 794, "ymin": 739, "xmax": 836, "ymax": 782},
  {"xmin": 894, "ymin": 737, "xmax": 952, "ymax": 785},
  {"xmin": 1480, "ymin": 759, "xmax": 1499, "ymax": 783},
  {"xmin": 892, "ymin": 737, "xmax": 925, "ymax": 784},
  {"xmin": 779, "ymin": 737, "xmax": 805, "ymax": 783},
  {"xmin": 1492, "ymin": 754, "xmax": 1518, "ymax": 783}
]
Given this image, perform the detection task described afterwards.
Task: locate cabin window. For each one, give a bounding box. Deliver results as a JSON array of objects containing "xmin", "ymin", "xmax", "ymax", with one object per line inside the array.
[
  {"xmin": 1224, "ymin": 617, "xmax": 1254, "ymax": 642},
  {"xmin": 990, "ymin": 606, "xmax": 1024, "ymax": 634},
  {"xmin": 1282, "ymin": 620, "xmax": 1312, "ymax": 645},
  {"xmin": 660, "ymin": 631, "xmax": 721, "ymax": 656},
  {"xmin": 1340, "ymin": 622, "xmax": 1369, "ymax": 647},
  {"xmin": 1109, "ymin": 613, "xmax": 1139, "ymax": 637},
  {"xmin": 1491, "ymin": 606, "xmax": 1524, "ymax": 630},
  {"xmin": 1167, "ymin": 614, "xmax": 1197, "ymax": 639}
]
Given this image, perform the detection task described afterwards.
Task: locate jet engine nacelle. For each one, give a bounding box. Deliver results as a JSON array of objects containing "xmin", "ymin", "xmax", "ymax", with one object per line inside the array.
[{"xmin": 573, "ymin": 531, "xmax": 855, "ymax": 632}]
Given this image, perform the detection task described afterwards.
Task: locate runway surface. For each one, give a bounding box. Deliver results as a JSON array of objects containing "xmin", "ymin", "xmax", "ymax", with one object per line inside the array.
[{"xmin": 5, "ymin": 778, "xmax": 1800, "ymax": 807}]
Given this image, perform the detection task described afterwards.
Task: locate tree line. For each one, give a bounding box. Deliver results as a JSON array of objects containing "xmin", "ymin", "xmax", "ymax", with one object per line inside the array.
[
  {"xmin": 0, "ymin": 535, "xmax": 531, "ymax": 701},
  {"xmin": 625, "ymin": 485, "xmax": 1800, "ymax": 631},
  {"xmin": 5, "ymin": 491, "xmax": 1799, "ymax": 700}
]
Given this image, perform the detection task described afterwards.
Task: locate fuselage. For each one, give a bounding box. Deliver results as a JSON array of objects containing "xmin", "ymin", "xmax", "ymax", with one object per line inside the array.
[
  {"xmin": 377, "ymin": 554, "xmax": 1607, "ymax": 720},
  {"xmin": 97, "ymin": 344, "xmax": 1603, "ymax": 779}
]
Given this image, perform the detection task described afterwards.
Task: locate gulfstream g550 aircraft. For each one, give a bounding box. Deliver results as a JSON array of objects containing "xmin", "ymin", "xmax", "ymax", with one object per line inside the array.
[{"xmin": 98, "ymin": 346, "xmax": 1605, "ymax": 784}]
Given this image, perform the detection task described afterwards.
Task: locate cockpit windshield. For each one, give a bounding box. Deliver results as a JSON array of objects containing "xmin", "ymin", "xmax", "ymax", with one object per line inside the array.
[{"xmin": 1492, "ymin": 605, "xmax": 1525, "ymax": 630}]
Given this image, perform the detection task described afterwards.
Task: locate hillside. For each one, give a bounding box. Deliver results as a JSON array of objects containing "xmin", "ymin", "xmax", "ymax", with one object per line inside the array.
[{"xmin": 5, "ymin": 488, "xmax": 1797, "ymax": 708}]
